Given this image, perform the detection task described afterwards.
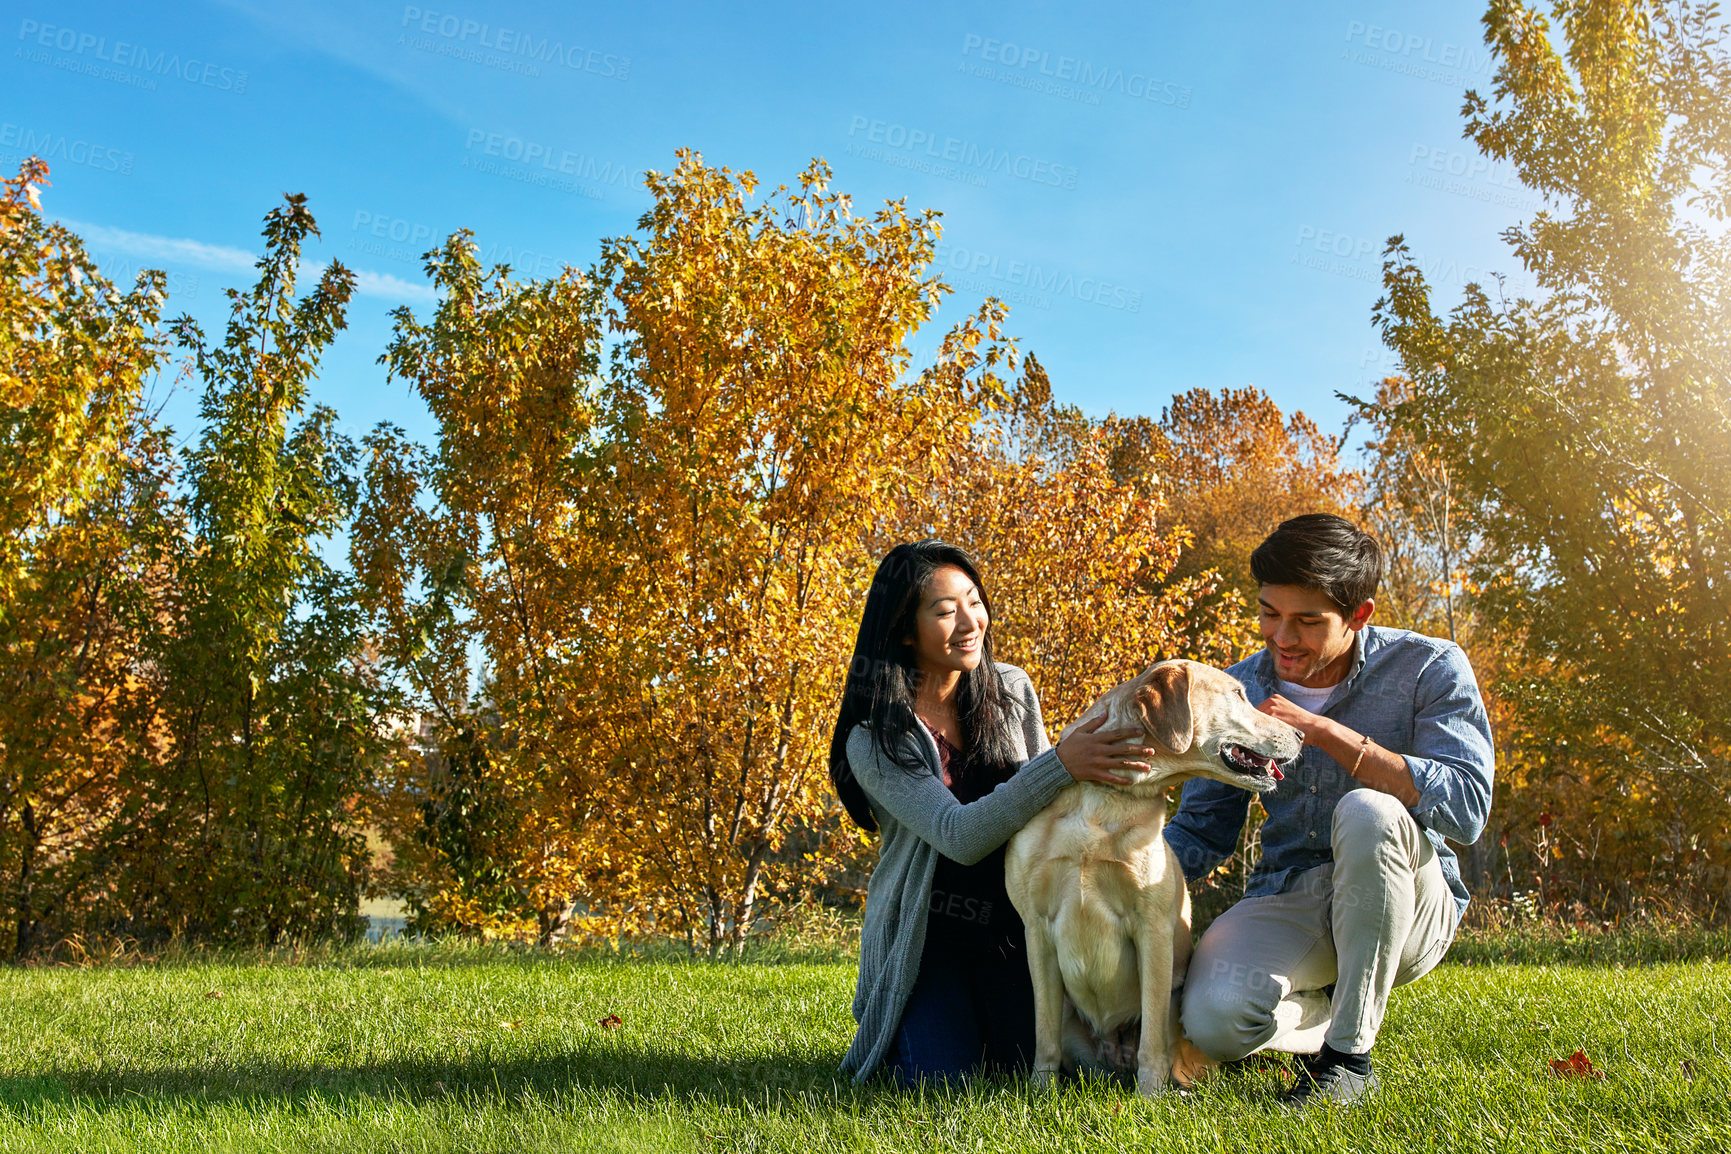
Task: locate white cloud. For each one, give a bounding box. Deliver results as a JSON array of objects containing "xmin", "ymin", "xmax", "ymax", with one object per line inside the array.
[
  {"xmin": 58, "ymin": 218, "xmax": 256, "ymax": 273},
  {"xmin": 213, "ymin": 0, "xmax": 475, "ymax": 125},
  {"xmin": 351, "ymin": 268, "xmax": 438, "ymax": 303},
  {"xmin": 55, "ymin": 217, "xmax": 437, "ymax": 305},
  {"xmin": 304, "ymin": 261, "xmax": 439, "ymax": 304}
]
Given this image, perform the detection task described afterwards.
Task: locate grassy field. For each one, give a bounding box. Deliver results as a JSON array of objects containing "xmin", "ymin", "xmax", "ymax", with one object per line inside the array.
[{"xmin": 0, "ymin": 936, "xmax": 1726, "ymax": 1152}]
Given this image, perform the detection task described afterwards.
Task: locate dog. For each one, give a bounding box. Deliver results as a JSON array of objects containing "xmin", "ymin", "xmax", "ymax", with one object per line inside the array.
[{"xmin": 1004, "ymin": 659, "xmax": 1304, "ymax": 1096}]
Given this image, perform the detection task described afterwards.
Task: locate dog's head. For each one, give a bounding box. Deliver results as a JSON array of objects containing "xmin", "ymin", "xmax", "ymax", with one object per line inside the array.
[{"xmin": 1060, "ymin": 659, "xmax": 1302, "ymax": 794}]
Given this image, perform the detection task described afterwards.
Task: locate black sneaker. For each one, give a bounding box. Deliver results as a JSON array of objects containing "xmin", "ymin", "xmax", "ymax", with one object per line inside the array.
[{"xmin": 1280, "ymin": 1048, "xmax": 1379, "ymax": 1108}]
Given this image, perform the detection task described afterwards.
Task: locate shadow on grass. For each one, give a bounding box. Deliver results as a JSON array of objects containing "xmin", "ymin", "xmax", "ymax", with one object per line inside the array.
[
  {"xmin": 0, "ymin": 1047, "xmax": 857, "ymax": 1114},
  {"xmin": 0, "ymin": 1047, "xmax": 1295, "ymax": 1115}
]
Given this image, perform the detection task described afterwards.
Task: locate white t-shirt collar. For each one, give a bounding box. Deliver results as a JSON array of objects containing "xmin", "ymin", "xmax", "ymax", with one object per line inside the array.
[{"xmin": 1274, "ymin": 675, "xmax": 1336, "ymax": 713}]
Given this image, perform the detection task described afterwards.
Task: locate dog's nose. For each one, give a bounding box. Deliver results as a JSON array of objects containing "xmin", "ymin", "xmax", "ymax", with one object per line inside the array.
[{"xmin": 1292, "ymin": 727, "xmax": 1306, "ymax": 744}]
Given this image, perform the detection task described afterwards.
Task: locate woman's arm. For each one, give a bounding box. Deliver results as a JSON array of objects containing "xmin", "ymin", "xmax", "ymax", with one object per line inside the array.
[
  {"xmin": 847, "ymin": 671, "xmax": 1154, "ymax": 865},
  {"xmin": 848, "ymin": 726, "xmax": 1070, "ymax": 865}
]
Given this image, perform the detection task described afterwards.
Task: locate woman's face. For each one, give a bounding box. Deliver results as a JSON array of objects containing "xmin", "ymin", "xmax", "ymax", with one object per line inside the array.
[{"xmin": 907, "ymin": 564, "xmax": 988, "ymax": 676}]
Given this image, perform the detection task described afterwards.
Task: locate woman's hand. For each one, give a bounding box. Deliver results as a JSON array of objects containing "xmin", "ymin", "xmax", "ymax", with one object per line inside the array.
[{"xmin": 1055, "ymin": 714, "xmax": 1155, "ymax": 786}]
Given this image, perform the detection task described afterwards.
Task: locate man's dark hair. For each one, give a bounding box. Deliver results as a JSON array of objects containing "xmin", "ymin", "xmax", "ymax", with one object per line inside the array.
[{"xmin": 1250, "ymin": 513, "xmax": 1383, "ymax": 612}]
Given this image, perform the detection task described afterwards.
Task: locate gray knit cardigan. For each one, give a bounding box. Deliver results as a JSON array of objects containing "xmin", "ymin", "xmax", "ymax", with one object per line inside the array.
[{"xmin": 838, "ymin": 662, "xmax": 1074, "ymax": 1082}]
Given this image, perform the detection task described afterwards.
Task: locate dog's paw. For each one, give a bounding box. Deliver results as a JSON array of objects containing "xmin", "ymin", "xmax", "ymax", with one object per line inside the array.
[
  {"xmin": 1136, "ymin": 1067, "xmax": 1175, "ymax": 1098},
  {"xmin": 1029, "ymin": 1068, "xmax": 1059, "ymax": 1090}
]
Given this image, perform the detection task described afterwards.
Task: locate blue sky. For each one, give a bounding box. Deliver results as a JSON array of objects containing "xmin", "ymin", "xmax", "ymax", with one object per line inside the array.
[{"xmin": 7, "ymin": 0, "xmax": 1540, "ymax": 453}]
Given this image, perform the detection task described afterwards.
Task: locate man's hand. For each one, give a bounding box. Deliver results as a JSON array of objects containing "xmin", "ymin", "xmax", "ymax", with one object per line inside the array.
[
  {"xmin": 1261, "ymin": 694, "xmax": 1422, "ymax": 806},
  {"xmin": 1259, "ymin": 693, "xmax": 1327, "ymax": 745}
]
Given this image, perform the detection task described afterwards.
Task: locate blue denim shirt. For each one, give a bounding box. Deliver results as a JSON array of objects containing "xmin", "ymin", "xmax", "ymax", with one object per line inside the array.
[{"xmin": 1164, "ymin": 625, "xmax": 1495, "ymax": 920}]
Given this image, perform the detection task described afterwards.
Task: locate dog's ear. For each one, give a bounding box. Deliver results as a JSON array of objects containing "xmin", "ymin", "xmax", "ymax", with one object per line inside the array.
[{"xmin": 1135, "ymin": 663, "xmax": 1194, "ymax": 754}]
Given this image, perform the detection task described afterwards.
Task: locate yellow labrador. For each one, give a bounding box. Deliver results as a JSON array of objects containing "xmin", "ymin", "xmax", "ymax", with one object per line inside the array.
[{"xmin": 1005, "ymin": 659, "xmax": 1303, "ymax": 1096}]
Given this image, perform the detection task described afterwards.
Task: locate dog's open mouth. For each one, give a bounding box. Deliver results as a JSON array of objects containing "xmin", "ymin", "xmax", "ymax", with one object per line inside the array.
[{"xmin": 1220, "ymin": 743, "xmax": 1287, "ymax": 781}]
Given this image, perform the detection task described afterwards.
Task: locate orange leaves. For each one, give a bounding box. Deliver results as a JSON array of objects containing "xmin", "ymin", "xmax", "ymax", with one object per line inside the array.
[
  {"xmin": 0, "ymin": 160, "xmax": 198, "ymax": 958},
  {"xmin": 1549, "ymin": 1050, "xmax": 1604, "ymax": 1080},
  {"xmin": 366, "ymin": 153, "xmax": 991, "ymax": 954},
  {"xmin": 356, "ymin": 154, "xmax": 1377, "ymax": 956},
  {"xmin": 1156, "ymin": 385, "xmax": 1358, "ymax": 611},
  {"xmin": 564, "ymin": 156, "xmax": 1014, "ymax": 954},
  {"xmin": 926, "ymin": 360, "xmax": 1245, "ymax": 731}
]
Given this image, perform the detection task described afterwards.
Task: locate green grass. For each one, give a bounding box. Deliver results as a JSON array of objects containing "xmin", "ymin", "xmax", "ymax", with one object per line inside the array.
[{"xmin": 0, "ymin": 939, "xmax": 1726, "ymax": 1152}]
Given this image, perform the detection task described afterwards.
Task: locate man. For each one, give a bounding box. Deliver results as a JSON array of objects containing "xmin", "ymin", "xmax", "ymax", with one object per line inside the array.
[{"xmin": 1164, "ymin": 513, "xmax": 1494, "ymax": 1106}]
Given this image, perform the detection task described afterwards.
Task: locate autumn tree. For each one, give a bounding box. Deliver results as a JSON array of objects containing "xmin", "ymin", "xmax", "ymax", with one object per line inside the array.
[
  {"xmin": 930, "ymin": 356, "xmax": 1243, "ymax": 724},
  {"xmin": 358, "ymin": 233, "xmax": 607, "ymax": 944},
  {"xmin": 1153, "ymin": 386, "xmax": 1358, "ymax": 609},
  {"xmin": 361, "ymin": 153, "xmax": 1007, "ymax": 953},
  {"xmin": 573, "ymin": 154, "xmax": 1024, "ymax": 954},
  {"xmin": 0, "ymin": 160, "xmax": 177, "ymax": 956},
  {"xmin": 1367, "ymin": 0, "xmax": 1731, "ymax": 913}
]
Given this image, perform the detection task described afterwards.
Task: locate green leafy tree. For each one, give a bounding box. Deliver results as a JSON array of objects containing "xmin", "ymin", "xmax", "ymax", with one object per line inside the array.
[
  {"xmin": 105, "ymin": 195, "xmax": 394, "ymax": 945},
  {"xmin": 1364, "ymin": 0, "xmax": 1731, "ymax": 911}
]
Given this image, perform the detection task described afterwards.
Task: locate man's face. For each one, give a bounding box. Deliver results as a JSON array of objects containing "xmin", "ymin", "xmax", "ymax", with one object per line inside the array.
[{"xmin": 1257, "ymin": 584, "xmax": 1374, "ymax": 688}]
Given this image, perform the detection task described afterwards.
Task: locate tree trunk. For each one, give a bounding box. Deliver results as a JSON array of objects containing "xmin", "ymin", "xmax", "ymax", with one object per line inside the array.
[
  {"xmin": 14, "ymin": 800, "xmax": 37, "ymax": 960},
  {"xmin": 730, "ymin": 846, "xmax": 769, "ymax": 955},
  {"xmin": 537, "ymin": 896, "xmax": 575, "ymax": 948},
  {"xmin": 705, "ymin": 884, "xmax": 725, "ymax": 958}
]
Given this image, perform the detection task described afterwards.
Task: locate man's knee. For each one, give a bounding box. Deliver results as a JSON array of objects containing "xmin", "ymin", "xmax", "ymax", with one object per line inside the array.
[
  {"xmin": 1179, "ymin": 962, "xmax": 1277, "ymax": 1062},
  {"xmin": 1332, "ymin": 788, "xmax": 1408, "ymax": 854}
]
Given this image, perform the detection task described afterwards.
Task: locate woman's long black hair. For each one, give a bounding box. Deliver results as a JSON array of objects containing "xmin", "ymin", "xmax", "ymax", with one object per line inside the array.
[{"xmin": 828, "ymin": 540, "xmax": 1024, "ymax": 832}]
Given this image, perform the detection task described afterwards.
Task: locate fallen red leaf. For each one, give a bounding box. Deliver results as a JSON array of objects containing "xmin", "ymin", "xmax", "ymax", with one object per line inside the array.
[
  {"xmin": 598, "ymin": 1013, "xmax": 623, "ymax": 1030},
  {"xmin": 1550, "ymin": 1050, "xmax": 1604, "ymax": 1080}
]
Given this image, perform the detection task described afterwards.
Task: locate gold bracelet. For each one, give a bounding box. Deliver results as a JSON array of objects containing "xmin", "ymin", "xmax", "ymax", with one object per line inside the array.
[{"xmin": 1349, "ymin": 734, "xmax": 1372, "ymax": 778}]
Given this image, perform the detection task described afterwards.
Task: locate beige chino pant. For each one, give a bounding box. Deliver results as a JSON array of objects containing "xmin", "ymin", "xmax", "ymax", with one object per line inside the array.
[{"xmin": 1179, "ymin": 789, "xmax": 1458, "ymax": 1058}]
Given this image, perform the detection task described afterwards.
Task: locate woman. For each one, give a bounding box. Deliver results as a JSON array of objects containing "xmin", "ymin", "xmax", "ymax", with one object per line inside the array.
[{"xmin": 830, "ymin": 539, "xmax": 1153, "ymax": 1084}]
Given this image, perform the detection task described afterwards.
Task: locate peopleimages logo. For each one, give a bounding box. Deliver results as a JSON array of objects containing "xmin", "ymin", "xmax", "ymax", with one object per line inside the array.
[
  {"xmin": 399, "ymin": 7, "xmax": 629, "ymax": 79},
  {"xmin": 16, "ymin": 19, "xmax": 249, "ymax": 93},
  {"xmin": 463, "ymin": 130, "xmax": 631, "ymax": 182},
  {"xmin": 350, "ymin": 210, "xmax": 565, "ymax": 278},
  {"xmin": 932, "ymin": 242, "xmax": 1141, "ymax": 313},
  {"xmin": 0, "ymin": 123, "xmax": 133, "ymax": 175},
  {"xmin": 845, "ymin": 116, "xmax": 1079, "ymax": 190},
  {"xmin": 1339, "ymin": 19, "xmax": 1494, "ymax": 88},
  {"xmin": 460, "ymin": 130, "xmax": 634, "ymax": 200},
  {"xmin": 1342, "ymin": 21, "xmax": 1494, "ymax": 71},
  {"xmin": 88, "ymin": 254, "xmax": 200, "ymax": 299},
  {"xmin": 960, "ymin": 34, "xmax": 1191, "ymax": 108},
  {"xmin": 1405, "ymin": 143, "xmax": 1540, "ymax": 212}
]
